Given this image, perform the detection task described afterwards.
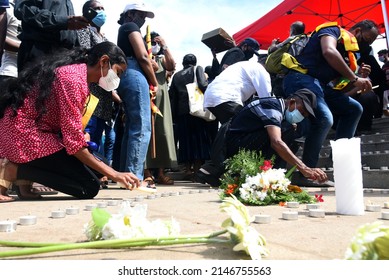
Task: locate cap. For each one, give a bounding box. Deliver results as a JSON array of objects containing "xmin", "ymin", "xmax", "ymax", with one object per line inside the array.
[
  {"xmin": 123, "ymin": 1, "xmax": 154, "ymax": 18},
  {"xmin": 182, "ymin": 54, "xmax": 197, "ymax": 66},
  {"xmin": 241, "ymin": 37, "xmax": 261, "ymax": 56},
  {"xmin": 0, "ymin": 0, "xmax": 10, "ymax": 8},
  {"xmin": 378, "ymin": 49, "xmax": 388, "ymax": 55},
  {"xmin": 290, "ymin": 88, "xmax": 317, "ymax": 117}
]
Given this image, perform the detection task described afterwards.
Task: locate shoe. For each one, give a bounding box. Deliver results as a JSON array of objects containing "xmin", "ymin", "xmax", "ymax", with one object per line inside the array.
[
  {"xmin": 291, "ymin": 173, "xmax": 335, "ymax": 188},
  {"xmin": 194, "ymin": 169, "xmax": 221, "ymax": 187}
]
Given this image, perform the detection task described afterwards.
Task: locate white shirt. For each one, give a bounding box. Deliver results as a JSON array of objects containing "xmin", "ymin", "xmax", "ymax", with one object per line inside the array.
[
  {"xmin": 0, "ymin": 4, "xmax": 21, "ymax": 78},
  {"xmin": 203, "ymin": 61, "xmax": 272, "ymax": 108}
]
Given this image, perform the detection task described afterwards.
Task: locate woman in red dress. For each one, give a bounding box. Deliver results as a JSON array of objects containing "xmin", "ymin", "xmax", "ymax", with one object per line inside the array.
[{"xmin": 0, "ymin": 41, "xmax": 139, "ymax": 202}]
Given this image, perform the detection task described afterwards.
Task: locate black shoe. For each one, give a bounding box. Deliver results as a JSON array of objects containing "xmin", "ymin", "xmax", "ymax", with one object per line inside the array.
[
  {"xmin": 194, "ymin": 170, "xmax": 221, "ymax": 187},
  {"xmin": 291, "ymin": 173, "xmax": 334, "ymax": 188}
]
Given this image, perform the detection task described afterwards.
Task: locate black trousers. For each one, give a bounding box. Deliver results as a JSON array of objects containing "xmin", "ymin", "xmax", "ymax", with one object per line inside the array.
[
  {"xmin": 208, "ymin": 101, "xmax": 243, "ymax": 124},
  {"xmin": 17, "ymin": 149, "xmax": 100, "ymax": 199}
]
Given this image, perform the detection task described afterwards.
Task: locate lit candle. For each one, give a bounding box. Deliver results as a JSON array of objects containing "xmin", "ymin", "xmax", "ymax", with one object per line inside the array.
[
  {"xmin": 286, "ymin": 201, "xmax": 299, "ymax": 208},
  {"xmin": 366, "ymin": 204, "xmax": 381, "ymax": 212},
  {"xmin": 51, "ymin": 209, "xmax": 66, "ymax": 219},
  {"xmin": 306, "ymin": 204, "xmax": 320, "ymax": 210},
  {"xmin": 84, "ymin": 204, "xmax": 97, "ymax": 211},
  {"xmin": 282, "ymin": 211, "xmax": 298, "ymax": 220},
  {"xmin": 254, "ymin": 214, "xmax": 271, "ymax": 224},
  {"xmin": 65, "ymin": 207, "xmax": 79, "ymax": 215},
  {"xmin": 0, "ymin": 220, "xmax": 17, "ymax": 232},
  {"xmin": 19, "ymin": 215, "xmax": 37, "ymax": 226},
  {"xmin": 308, "ymin": 209, "xmax": 325, "ymax": 218},
  {"xmin": 381, "ymin": 212, "xmax": 389, "ymax": 220}
]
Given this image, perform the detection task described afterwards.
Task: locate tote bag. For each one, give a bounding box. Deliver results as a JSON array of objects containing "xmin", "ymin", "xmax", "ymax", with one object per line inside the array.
[{"xmin": 186, "ymin": 67, "xmax": 216, "ymax": 122}]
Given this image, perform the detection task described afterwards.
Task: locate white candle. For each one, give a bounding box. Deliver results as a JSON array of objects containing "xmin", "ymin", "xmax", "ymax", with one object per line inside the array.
[
  {"xmin": 189, "ymin": 190, "xmax": 199, "ymax": 194},
  {"xmin": 179, "ymin": 191, "xmax": 187, "ymax": 195},
  {"xmin": 154, "ymin": 193, "xmax": 161, "ymax": 198},
  {"xmin": 199, "ymin": 189, "xmax": 209, "ymax": 193},
  {"xmin": 0, "ymin": 220, "xmax": 17, "ymax": 232},
  {"xmin": 146, "ymin": 194, "xmax": 156, "ymax": 199},
  {"xmin": 134, "ymin": 196, "xmax": 144, "ymax": 202},
  {"xmin": 84, "ymin": 204, "xmax": 97, "ymax": 211},
  {"xmin": 282, "ymin": 211, "xmax": 298, "ymax": 220},
  {"xmin": 286, "ymin": 201, "xmax": 299, "ymax": 208},
  {"xmin": 19, "ymin": 215, "xmax": 37, "ymax": 225},
  {"xmin": 254, "ymin": 214, "xmax": 271, "ymax": 224},
  {"xmin": 161, "ymin": 192, "xmax": 170, "ymax": 197},
  {"xmin": 309, "ymin": 209, "xmax": 325, "ymax": 218},
  {"xmin": 65, "ymin": 207, "xmax": 79, "ymax": 215},
  {"xmin": 107, "ymin": 200, "xmax": 119, "ymax": 206},
  {"xmin": 169, "ymin": 191, "xmax": 179, "ymax": 196},
  {"xmin": 366, "ymin": 204, "xmax": 381, "ymax": 212},
  {"xmin": 51, "ymin": 209, "xmax": 66, "ymax": 219},
  {"xmin": 381, "ymin": 212, "xmax": 389, "ymax": 220},
  {"xmin": 306, "ymin": 204, "xmax": 320, "ymax": 210},
  {"xmin": 384, "ymin": 202, "xmax": 389, "ymax": 209},
  {"xmin": 97, "ymin": 201, "xmax": 108, "ymax": 208}
]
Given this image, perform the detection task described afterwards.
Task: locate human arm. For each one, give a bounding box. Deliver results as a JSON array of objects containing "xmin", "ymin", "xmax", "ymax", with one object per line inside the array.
[
  {"xmin": 267, "ymin": 125, "xmax": 328, "ymax": 182},
  {"xmin": 320, "ymin": 35, "xmax": 372, "ymax": 93},
  {"xmin": 196, "ymin": 65, "xmax": 208, "ymax": 93},
  {"xmin": 154, "ymin": 35, "xmax": 175, "ymax": 71}
]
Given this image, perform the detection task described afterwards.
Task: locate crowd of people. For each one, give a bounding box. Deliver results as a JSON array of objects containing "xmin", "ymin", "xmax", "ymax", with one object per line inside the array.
[{"xmin": 0, "ymin": 0, "xmax": 387, "ymax": 203}]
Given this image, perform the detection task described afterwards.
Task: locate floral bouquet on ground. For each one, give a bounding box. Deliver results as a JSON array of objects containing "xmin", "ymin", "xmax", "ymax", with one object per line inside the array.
[{"xmin": 219, "ymin": 149, "xmax": 317, "ymax": 206}]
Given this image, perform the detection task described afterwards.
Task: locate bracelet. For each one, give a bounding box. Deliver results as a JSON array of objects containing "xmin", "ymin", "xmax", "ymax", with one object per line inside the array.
[{"xmin": 350, "ymin": 77, "xmax": 359, "ymax": 84}]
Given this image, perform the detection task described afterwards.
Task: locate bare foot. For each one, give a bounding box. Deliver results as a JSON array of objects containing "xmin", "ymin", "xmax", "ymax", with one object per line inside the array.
[{"xmin": 0, "ymin": 187, "xmax": 14, "ymax": 203}]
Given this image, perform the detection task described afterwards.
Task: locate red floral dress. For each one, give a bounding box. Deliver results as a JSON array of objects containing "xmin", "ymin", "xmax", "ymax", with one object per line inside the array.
[{"xmin": 0, "ymin": 64, "xmax": 90, "ymax": 163}]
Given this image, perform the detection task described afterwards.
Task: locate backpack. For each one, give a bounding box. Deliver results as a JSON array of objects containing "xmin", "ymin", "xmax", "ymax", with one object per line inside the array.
[{"xmin": 265, "ymin": 34, "xmax": 309, "ymax": 74}]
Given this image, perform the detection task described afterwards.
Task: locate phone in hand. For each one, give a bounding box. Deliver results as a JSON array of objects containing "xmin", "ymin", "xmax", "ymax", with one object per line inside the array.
[{"xmin": 84, "ymin": 8, "xmax": 98, "ymax": 22}]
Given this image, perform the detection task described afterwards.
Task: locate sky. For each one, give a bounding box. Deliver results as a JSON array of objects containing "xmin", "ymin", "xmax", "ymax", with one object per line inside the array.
[{"xmin": 71, "ymin": 0, "xmax": 388, "ymax": 70}]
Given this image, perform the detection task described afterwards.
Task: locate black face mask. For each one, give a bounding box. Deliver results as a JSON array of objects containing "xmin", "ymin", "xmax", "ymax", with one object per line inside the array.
[
  {"xmin": 132, "ymin": 14, "xmax": 145, "ymax": 28},
  {"xmin": 244, "ymin": 49, "xmax": 254, "ymax": 60}
]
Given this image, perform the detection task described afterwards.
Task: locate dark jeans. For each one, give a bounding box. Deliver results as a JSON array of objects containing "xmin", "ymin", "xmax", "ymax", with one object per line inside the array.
[
  {"xmin": 208, "ymin": 101, "xmax": 243, "ymax": 124},
  {"xmin": 17, "ymin": 149, "xmax": 100, "ymax": 199}
]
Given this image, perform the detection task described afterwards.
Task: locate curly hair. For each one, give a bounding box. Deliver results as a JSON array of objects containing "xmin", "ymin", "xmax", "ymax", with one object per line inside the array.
[{"xmin": 0, "ymin": 41, "xmax": 126, "ymax": 119}]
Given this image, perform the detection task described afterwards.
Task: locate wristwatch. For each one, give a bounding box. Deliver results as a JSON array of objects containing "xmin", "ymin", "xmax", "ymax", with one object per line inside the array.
[{"xmin": 162, "ymin": 45, "xmax": 168, "ymax": 51}]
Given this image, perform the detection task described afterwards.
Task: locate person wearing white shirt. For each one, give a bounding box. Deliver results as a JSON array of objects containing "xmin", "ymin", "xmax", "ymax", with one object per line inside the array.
[{"xmin": 203, "ymin": 60, "xmax": 272, "ymax": 124}]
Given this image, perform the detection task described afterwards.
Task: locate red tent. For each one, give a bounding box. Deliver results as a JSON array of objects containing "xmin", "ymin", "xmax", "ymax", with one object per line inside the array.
[{"xmin": 233, "ymin": 0, "xmax": 389, "ymax": 50}]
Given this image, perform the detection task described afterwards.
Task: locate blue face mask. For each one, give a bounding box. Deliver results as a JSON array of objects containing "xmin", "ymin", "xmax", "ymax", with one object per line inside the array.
[
  {"xmin": 92, "ymin": 10, "xmax": 107, "ymax": 27},
  {"xmin": 285, "ymin": 105, "xmax": 305, "ymax": 124}
]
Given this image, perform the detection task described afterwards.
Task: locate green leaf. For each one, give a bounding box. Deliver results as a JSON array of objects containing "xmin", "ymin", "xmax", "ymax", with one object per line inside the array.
[{"xmin": 92, "ymin": 208, "xmax": 111, "ymax": 229}]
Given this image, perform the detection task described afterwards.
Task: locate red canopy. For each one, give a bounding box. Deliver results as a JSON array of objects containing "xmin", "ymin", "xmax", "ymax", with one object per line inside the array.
[{"xmin": 233, "ymin": 0, "xmax": 389, "ymax": 50}]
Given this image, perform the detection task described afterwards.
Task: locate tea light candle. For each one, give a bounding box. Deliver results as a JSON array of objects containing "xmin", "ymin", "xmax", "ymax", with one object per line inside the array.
[
  {"xmin": 169, "ymin": 191, "xmax": 178, "ymax": 196},
  {"xmin": 154, "ymin": 193, "xmax": 161, "ymax": 198},
  {"xmin": 254, "ymin": 214, "xmax": 271, "ymax": 224},
  {"xmin": 308, "ymin": 209, "xmax": 325, "ymax": 218},
  {"xmin": 384, "ymin": 202, "xmax": 389, "ymax": 209},
  {"xmin": 19, "ymin": 215, "xmax": 37, "ymax": 225},
  {"xmin": 84, "ymin": 204, "xmax": 97, "ymax": 211},
  {"xmin": 51, "ymin": 209, "xmax": 66, "ymax": 219},
  {"xmin": 146, "ymin": 194, "xmax": 156, "ymax": 199},
  {"xmin": 286, "ymin": 201, "xmax": 299, "ymax": 208},
  {"xmin": 65, "ymin": 207, "xmax": 79, "ymax": 215},
  {"xmin": 134, "ymin": 196, "xmax": 144, "ymax": 202},
  {"xmin": 97, "ymin": 201, "xmax": 108, "ymax": 208},
  {"xmin": 306, "ymin": 204, "xmax": 320, "ymax": 210},
  {"xmin": 189, "ymin": 190, "xmax": 199, "ymax": 194},
  {"xmin": 0, "ymin": 220, "xmax": 17, "ymax": 232},
  {"xmin": 381, "ymin": 212, "xmax": 389, "ymax": 220},
  {"xmin": 282, "ymin": 211, "xmax": 298, "ymax": 220},
  {"xmin": 107, "ymin": 200, "xmax": 119, "ymax": 206},
  {"xmin": 199, "ymin": 189, "xmax": 208, "ymax": 193},
  {"xmin": 161, "ymin": 192, "xmax": 170, "ymax": 197},
  {"xmin": 179, "ymin": 191, "xmax": 187, "ymax": 195},
  {"xmin": 366, "ymin": 204, "xmax": 381, "ymax": 212}
]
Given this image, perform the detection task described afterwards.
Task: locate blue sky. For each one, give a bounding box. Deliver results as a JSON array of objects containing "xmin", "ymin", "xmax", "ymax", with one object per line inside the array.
[{"xmin": 72, "ymin": 0, "xmax": 284, "ymax": 68}]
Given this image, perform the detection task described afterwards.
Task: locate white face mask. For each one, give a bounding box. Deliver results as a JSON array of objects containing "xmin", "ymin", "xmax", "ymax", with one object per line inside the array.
[
  {"xmin": 98, "ymin": 63, "xmax": 120, "ymax": 92},
  {"xmin": 151, "ymin": 44, "xmax": 161, "ymax": 55}
]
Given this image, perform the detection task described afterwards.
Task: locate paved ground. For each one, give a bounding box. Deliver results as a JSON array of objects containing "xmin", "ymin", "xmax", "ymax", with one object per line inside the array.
[{"xmin": 0, "ymin": 181, "xmax": 389, "ymax": 260}]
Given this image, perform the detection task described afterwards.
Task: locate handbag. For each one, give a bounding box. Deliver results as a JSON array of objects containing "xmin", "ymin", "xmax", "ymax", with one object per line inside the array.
[{"xmin": 186, "ymin": 67, "xmax": 216, "ymax": 121}]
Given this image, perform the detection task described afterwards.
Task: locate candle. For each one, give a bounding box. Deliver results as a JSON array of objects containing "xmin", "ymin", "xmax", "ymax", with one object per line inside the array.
[
  {"xmin": 169, "ymin": 191, "xmax": 178, "ymax": 196},
  {"xmin": 254, "ymin": 214, "xmax": 271, "ymax": 224},
  {"xmin": 286, "ymin": 201, "xmax": 299, "ymax": 208},
  {"xmin": 97, "ymin": 201, "xmax": 108, "ymax": 208},
  {"xmin": 366, "ymin": 204, "xmax": 381, "ymax": 212},
  {"xmin": 134, "ymin": 196, "xmax": 144, "ymax": 202},
  {"xmin": 308, "ymin": 209, "xmax": 325, "ymax": 218},
  {"xmin": 179, "ymin": 191, "xmax": 187, "ymax": 195},
  {"xmin": 154, "ymin": 193, "xmax": 161, "ymax": 199},
  {"xmin": 107, "ymin": 200, "xmax": 119, "ymax": 206},
  {"xmin": 282, "ymin": 211, "xmax": 298, "ymax": 220},
  {"xmin": 306, "ymin": 204, "xmax": 320, "ymax": 210},
  {"xmin": 19, "ymin": 215, "xmax": 37, "ymax": 226},
  {"xmin": 381, "ymin": 212, "xmax": 389, "ymax": 220},
  {"xmin": 189, "ymin": 190, "xmax": 199, "ymax": 194},
  {"xmin": 84, "ymin": 204, "xmax": 97, "ymax": 211},
  {"xmin": 161, "ymin": 192, "xmax": 170, "ymax": 197},
  {"xmin": 0, "ymin": 220, "xmax": 17, "ymax": 232},
  {"xmin": 199, "ymin": 189, "xmax": 209, "ymax": 193},
  {"xmin": 146, "ymin": 194, "xmax": 156, "ymax": 199},
  {"xmin": 384, "ymin": 202, "xmax": 389, "ymax": 209},
  {"xmin": 380, "ymin": 166, "xmax": 388, "ymax": 171},
  {"xmin": 51, "ymin": 209, "xmax": 66, "ymax": 219},
  {"xmin": 65, "ymin": 207, "xmax": 79, "ymax": 215}
]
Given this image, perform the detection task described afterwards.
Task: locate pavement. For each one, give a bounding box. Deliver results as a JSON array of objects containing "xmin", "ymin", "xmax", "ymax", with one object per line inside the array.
[{"xmin": 1, "ymin": 179, "xmax": 389, "ymax": 260}]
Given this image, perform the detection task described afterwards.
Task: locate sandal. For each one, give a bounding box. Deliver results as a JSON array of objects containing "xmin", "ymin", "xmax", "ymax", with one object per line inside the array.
[
  {"xmin": 12, "ymin": 180, "xmax": 42, "ymax": 200},
  {"xmin": 144, "ymin": 176, "xmax": 155, "ymax": 185},
  {"xmin": 31, "ymin": 185, "xmax": 58, "ymax": 195},
  {"xmin": 157, "ymin": 175, "xmax": 174, "ymax": 185},
  {"xmin": 0, "ymin": 158, "xmax": 14, "ymax": 203}
]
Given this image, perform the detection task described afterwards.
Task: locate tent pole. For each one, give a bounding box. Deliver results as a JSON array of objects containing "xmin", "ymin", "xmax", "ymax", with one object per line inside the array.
[{"xmin": 381, "ymin": 0, "xmax": 389, "ymax": 48}]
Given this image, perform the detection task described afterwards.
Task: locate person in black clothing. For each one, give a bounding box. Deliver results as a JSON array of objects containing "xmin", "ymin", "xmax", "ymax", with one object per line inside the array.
[
  {"xmin": 211, "ymin": 37, "xmax": 260, "ymax": 77},
  {"xmin": 14, "ymin": 0, "xmax": 89, "ymax": 71}
]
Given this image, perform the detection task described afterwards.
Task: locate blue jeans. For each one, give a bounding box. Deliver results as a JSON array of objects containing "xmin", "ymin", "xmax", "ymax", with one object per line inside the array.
[
  {"xmin": 283, "ymin": 71, "xmax": 333, "ymax": 167},
  {"xmin": 85, "ymin": 115, "xmax": 106, "ymax": 148},
  {"xmin": 117, "ymin": 58, "xmax": 151, "ymax": 180}
]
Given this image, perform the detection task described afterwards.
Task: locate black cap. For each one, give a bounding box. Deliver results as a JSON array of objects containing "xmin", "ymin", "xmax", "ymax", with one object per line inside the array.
[
  {"xmin": 241, "ymin": 37, "xmax": 261, "ymax": 56},
  {"xmin": 290, "ymin": 88, "xmax": 317, "ymax": 117},
  {"xmin": 183, "ymin": 54, "xmax": 197, "ymax": 66}
]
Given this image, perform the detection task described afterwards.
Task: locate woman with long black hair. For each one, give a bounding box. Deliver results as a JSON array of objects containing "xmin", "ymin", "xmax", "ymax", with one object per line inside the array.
[{"xmin": 0, "ymin": 41, "xmax": 139, "ymax": 203}]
